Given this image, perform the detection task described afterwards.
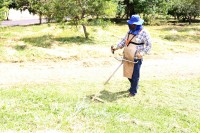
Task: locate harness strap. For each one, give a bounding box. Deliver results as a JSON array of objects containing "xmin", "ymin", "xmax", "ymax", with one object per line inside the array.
[
  {"xmin": 126, "ymin": 29, "xmax": 143, "ymax": 46},
  {"xmin": 129, "ymin": 42, "xmax": 144, "ymax": 45},
  {"xmin": 125, "ymin": 33, "xmax": 135, "ymax": 46}
]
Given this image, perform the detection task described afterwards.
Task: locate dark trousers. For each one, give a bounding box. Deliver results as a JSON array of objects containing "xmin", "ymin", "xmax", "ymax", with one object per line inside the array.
[{"xmin": 128, "ymin": 59, "xmax": 142, "ymax": 94}]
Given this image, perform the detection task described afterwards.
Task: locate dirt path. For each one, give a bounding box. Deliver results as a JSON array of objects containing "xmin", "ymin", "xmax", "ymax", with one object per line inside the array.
[{"xmin": 0, "ymin": 54, "xmax": 200, "ymax": 85}]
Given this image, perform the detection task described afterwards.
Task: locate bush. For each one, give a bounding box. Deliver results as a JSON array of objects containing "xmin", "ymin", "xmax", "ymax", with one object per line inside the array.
[
  {"xmin": 143, "ymin": 15, "xmax": 168, "ymax": 26},
  {"xmin": 87, "ymin": 18, "xmax": 112, "ymax": 28},
  {"xmin": 0, "ymin": 7, "xmax": 6, "ymax": 21}
]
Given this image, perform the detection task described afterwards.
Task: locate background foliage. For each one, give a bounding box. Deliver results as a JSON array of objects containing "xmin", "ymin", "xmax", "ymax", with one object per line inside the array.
[{"xmin": 0, "ymin": 0, "xmax": 199, "ymax": 24}]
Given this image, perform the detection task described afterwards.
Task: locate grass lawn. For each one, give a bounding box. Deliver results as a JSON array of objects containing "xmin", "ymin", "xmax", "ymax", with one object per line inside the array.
[
  {"xmin": 0, "ymin": 77, "xmax": 200, "ymax": 132},
  {"xmin": 0, "ymin": 23, "xmax": 200, "ymax": 132},
  {"xmin": 0, "ymin": 23, "xmax": 200, "ymax": 62}
]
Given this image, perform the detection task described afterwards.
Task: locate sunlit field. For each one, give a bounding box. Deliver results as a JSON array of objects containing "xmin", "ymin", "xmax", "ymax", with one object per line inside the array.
[
  {"xmin": 0, "ymin": 23, "xmax": 200, "ymax": 132},
  {"xmin": 0, "ymin": 23, "xmax": 199, "ymax": 62}
]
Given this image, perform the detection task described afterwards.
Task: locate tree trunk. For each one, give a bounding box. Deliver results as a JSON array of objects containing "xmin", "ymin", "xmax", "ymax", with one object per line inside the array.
[
  {"xmin": 80, "ymin": 8, "xmax": 88, "ymax": 39},
  {"xmin": 82, "ymin": 24, "xmax": 88, "ymax": 39},
  {"xmin": 124, "ymin": 0, "xmax": 129, "ymax": 19},
  {"xmin": 39, "ymin": 13, "xmax": 42, "ymax": 24},
  {"xmin": 129, "ymin": 3, "xmax": 135, "ymax": 18},
  {"xmin": 188, "ymin": 16, "xmax": 192, "ymax": 25},
  {"xmin": 6, "ymin": 11, "xmax": 9, "ymax": 20},
  {"xmin": 177, "ymin": 15, "xmax": 180, "ymax": 20}
]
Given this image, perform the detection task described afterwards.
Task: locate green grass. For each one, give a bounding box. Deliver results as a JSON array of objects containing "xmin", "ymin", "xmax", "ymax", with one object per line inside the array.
[
  {"xmin": 0, "ymin": 23, "xmax": 200, "ymax": 132},
  {"xmin": 0, "ymin": 23, "xmax": 199, "ymax": 62},
  {"xmin": 0, "ymin": 78, "xmax": 199, "ymax": 132}
]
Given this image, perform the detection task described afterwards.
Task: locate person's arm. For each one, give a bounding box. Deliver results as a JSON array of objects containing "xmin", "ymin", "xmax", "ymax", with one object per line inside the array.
[
  {"xmin": 111, "ymin": 34, "xmax": 127, "ymax": 53},
  {"xmin": 142, "ymin": 30, "xmax": 152, "ymax": 55},
  {"xmin": 136, "ymin": 30, "xmax": 152, "ymax": 59},
  {"xmin": 116, "ymin": 35, "xmax": 127, "ymax": 49}
]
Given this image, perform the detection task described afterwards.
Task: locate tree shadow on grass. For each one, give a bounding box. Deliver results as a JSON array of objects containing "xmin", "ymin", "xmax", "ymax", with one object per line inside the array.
[
  {"xmin": 54, "ymin": 36, "xmax": 94, "ymax": 45},
  {"xmin": 160, "ymin": 34, "xmax": 200, "ymax": 43},
  {"xmin": 89, "ymin": 90, "xmax": 129, "ymax": 102},
  {"xmin": 21, "ymin": 35, "xmax": 94, "ymax": 48},
  {"xmin": 154, "ymin": 26, "xmax": 200, "ymax": 43},
  {"xmin": 156, "ymin": 26, "xmax": 200, "ymax": 32},
  {"xmin": 21, "ymin": 35, "xmax": 53, "ymax": 48}
]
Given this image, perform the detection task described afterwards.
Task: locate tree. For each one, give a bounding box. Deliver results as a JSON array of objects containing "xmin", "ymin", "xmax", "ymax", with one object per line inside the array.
[
  {"xmin": 0, "ymin": 0, "xmax": 16, "ymax": 20},
  {"xmin": 2, "ymin": 0, "xmax": 9, "ymax": 20},
  {"xmin": 117, "ymin": 0, "xmax": 170, "ymax": 23},
  {"xmin": 28, "ymin": 0, "xmax": 59, "ymax": 24},
  {"xmin": 28, "ymin": 0, "xmax": 46, "ymax": 24},
  {"xmin": 117, "ymin": 0, "xmax": 142, "ymax": 19},
  {"xmin": 140, "ymin": 0, "xmax": 170, "ymax": 24},
  {"xmin": 15, "ymin": 0, "xmax": 29, "ymax": 10},
  {"xmin": 14, "ymin": 0, "xmax": 53, "ymax": 24},
  {"xmin": 52, "ymin": 0, "xmax": 116, "ymax": 39},
  {"xmin": 168, "ymin": 0, "xmax": 200, "ymax": 24},
  {"xmin": 0, "ymin": 0, "xmax": 5, "ymax": 21}
]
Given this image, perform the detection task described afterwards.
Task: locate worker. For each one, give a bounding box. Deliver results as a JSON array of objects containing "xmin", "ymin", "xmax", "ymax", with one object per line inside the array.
[{"xmin": 111, "ymin": 15, "xmax": 152, "ymax": 97}]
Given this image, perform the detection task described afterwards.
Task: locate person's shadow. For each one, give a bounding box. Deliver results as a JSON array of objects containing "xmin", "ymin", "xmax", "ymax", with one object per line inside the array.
[{"xmin": 89, "ymin": 90, "xmax": 129, "ymax": 102}]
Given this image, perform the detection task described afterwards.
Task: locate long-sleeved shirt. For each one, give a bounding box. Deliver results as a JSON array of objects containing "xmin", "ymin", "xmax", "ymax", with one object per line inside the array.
[{"xmin": 117, "ymin": 29, "xmax": 152, "ymax": 55}]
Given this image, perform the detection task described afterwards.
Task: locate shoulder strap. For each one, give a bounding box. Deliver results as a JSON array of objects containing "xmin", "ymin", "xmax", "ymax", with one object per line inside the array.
[
  {"xmin": 125, "ymin": 33, "xmax": 136, "ymax": 46},
  {"xmin": 126, "ymin": 29, "xmax": 144, "ymax": 46}
]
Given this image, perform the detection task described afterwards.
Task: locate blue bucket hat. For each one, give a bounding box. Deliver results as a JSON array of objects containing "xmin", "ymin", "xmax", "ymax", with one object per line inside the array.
[{"xmin": 127, "ymin": 15, "xmax": 144, "ymax": 25}]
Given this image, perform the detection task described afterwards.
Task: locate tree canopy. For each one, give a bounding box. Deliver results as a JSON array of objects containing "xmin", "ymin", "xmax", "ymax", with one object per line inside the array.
[
  {"xmin": 0, "ymin": 0, "xmax": 199, "ymax": 38},
  {"xmin": 50, "ymin": 0, "xmax": 117, "ymax": 38},
  {"xmin": 168, "ymin": 0, "xmax": 200, "ymax": 24}
]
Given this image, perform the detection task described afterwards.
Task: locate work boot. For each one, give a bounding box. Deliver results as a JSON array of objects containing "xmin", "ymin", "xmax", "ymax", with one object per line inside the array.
[{"xmin": 128, "ymin": 93, "xmax": 135, "ymax": 97}]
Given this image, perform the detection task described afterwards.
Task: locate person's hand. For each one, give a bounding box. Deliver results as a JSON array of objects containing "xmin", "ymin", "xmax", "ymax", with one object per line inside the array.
[
  {"xmin": 111, "ymin": 45, "xmax": 117, "ymax": 54},
  {"xmin": 136, "ymin": 52, "xmax": 144, "ymax": 59}
]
